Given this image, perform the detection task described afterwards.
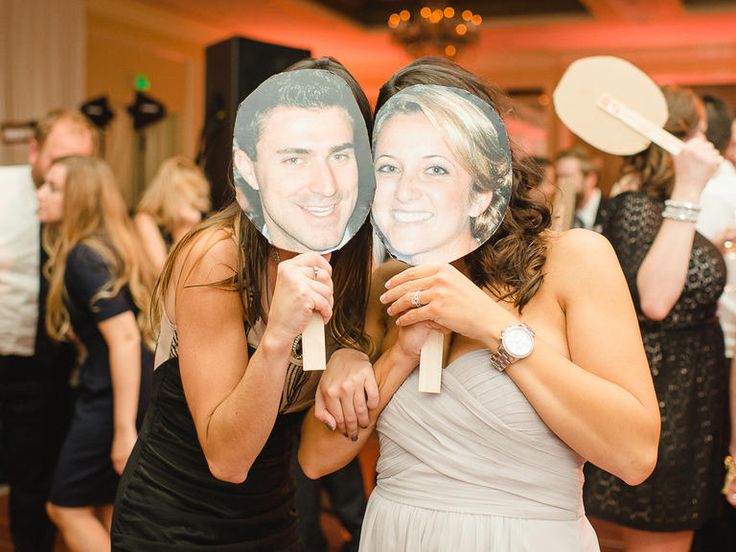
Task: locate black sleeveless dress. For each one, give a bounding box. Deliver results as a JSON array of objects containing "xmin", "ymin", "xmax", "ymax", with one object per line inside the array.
[
  {"xmin": 111, "ymin": 316, "xmax": 320, "ymax": 550},
  {"xmin": 584, "ymin": 192, "xmax": 730, "ymax": 531}
]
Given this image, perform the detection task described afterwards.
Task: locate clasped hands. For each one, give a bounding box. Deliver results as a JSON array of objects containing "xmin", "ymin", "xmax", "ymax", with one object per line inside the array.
[{"xmin": 314, "ymin": 264, "xmax": 518, "ymax": 440}]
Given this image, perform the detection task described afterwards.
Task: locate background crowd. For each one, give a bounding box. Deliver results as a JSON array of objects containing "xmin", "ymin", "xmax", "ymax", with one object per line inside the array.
[{"xmin": 2, "ymin": 52, "xmax": 736, "ymax": 552}]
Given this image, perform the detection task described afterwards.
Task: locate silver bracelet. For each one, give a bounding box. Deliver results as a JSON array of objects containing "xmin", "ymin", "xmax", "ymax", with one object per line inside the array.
[
  {"xmin": 664, "ymin": 199, "xmax": 700, "ymax": 212},
  {"xmin": 662, "ymin": 206, "xmax": 700, "ymax": 222}
]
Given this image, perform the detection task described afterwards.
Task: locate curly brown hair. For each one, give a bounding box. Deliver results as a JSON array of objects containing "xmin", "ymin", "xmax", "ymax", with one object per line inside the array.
[
  {"xmin": 376, "ymin": 57, "xmax": 551, "ymax": 310},
  {"xmin": 624, "ymin": 85, "xmax": 705, "ymax": 201}
]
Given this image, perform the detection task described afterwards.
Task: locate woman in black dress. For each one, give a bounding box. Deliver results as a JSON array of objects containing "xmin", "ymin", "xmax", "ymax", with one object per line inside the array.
[
  {"xmin": 583, "ymin": 86, "xmax": 728, "ymax": 551},
  {"xmin": 110, "ymin": 57, "xmax": 375, "ymax": 551},
  {"xmin": 36, "ymin": 157, "xmax": 155, "ymax": 550}
]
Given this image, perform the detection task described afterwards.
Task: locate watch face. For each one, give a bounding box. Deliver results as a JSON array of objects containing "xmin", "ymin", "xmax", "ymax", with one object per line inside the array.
[{"xmin": 503, "ymin": 326, "xmax": 534, "ymax": 358}]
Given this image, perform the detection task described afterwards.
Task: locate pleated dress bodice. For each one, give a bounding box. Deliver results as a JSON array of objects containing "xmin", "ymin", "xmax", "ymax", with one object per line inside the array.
[{"xmin": 360, "ymin": 349, "xmax": 599, "ymax": 552}]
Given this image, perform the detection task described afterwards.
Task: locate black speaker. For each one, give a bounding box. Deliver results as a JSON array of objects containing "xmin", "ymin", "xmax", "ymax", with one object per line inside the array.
[{"xmin": 201, "ymin": 37, "xmax": 310, "ymax": 209}]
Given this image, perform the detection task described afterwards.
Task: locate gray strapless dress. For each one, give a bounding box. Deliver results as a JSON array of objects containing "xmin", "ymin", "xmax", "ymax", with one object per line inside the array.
[{"xmin": 360, "ymin": 349, "xmax": 600, "ymax": 551}]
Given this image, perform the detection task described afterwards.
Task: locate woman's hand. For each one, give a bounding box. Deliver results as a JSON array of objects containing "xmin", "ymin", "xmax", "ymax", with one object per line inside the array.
[
  {"xmin": 265, "ymin": 252, "xmax": 334, "ymax": 348},
  {"xmin": 381, "ymin": 264, "xmax": 517, "ymax": 345},
  {"xmin": 394, "ymin": 321, "xmax": 449, "ymax": 364},
  {"xmin": 111, "ymin": 425, "xmax": 138, "ymax": 475},
  {"xmin": 314, "ymin": 349, "xmax": 379, "ymax": 440},
  {"xmin": 671, "ymin": 137, "xmax": 722, "ymax": 202}
]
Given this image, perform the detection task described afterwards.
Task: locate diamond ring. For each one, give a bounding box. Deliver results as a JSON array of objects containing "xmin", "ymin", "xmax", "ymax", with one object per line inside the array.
[{"xmin": 411, "ymin": 290, "xmax": 422, "ymax": 308}]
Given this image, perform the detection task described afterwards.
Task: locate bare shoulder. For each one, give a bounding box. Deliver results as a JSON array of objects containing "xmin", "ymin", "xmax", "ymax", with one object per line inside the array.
[
  {"xmin": 134, "ymin": 211, "xmax": 156, "ymax": 225},
  {"xmin": 546, "ymin": 228, "xmax": 616, "ymax": 270},
  {"xmin": 544, "ymin": 228, "xmax": 625, "ymax": 302},
  {"xmin": 175, "ymin": 227, "xmax": 239, "ymax": 288},
  {"xmin": 133, "ymin": 211, "xmax": 158, "ymax": 232}
]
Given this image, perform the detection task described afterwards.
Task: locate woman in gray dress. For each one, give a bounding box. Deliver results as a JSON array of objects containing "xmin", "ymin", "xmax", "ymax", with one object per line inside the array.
[{"xmin": 299, "ymin": 57, "xmax": 662, "ymax": 551}]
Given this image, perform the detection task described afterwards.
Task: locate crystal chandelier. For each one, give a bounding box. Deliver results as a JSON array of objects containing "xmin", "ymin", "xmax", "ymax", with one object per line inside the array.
[{"xmin": 388, "ymin": 5, "xmax": 483, "ymax": 58}]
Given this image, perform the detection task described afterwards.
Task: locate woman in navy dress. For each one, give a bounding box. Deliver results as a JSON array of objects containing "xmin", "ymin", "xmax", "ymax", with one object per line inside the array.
[{"xmin": 36, "ymin": 156, "xmax": 155, "ymax": 551}]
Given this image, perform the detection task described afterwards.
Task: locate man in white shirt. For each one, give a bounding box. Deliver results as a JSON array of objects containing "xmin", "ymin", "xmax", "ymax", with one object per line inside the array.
[
  {"xmin": 555, "ymin": 147, "xmax": 606, "ymax": 232},
  {"xmin": 696, "ymin": 96, "xmax": 736, "ymax": 359},
  {"xmin": 693, "ymin": 92, "xmax": 736, "ymax": 552},
  {"xmin": 0, "ymin": 110, "xmax": 95, "ymax": 551}
]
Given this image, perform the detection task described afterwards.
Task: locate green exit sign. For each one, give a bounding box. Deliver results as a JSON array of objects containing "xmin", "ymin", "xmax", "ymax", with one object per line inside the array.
[{"xmin": 134, "ymin": 74, "xmax": 150, "ymax": 92}]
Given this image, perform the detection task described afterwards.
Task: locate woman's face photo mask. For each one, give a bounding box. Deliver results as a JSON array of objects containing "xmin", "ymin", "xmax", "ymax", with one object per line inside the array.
[
  {"xmin": 232, "ymin": 69, "xmax": 375, "ymax": 254},
  {"xmin": 371, "ymin": 84, "xmax": 512, "ymax": 265}
]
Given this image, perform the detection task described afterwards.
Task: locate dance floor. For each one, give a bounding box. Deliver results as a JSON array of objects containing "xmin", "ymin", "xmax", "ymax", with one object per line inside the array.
[{"xmin": 0, "ymin": 439, "xmax": 623, "ymax": 551}]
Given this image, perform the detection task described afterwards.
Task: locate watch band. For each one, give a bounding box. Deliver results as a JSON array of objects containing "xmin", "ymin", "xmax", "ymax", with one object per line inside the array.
[{"xmin": 489, "ymin": 347, "xmax": 515, "ymax": 372}]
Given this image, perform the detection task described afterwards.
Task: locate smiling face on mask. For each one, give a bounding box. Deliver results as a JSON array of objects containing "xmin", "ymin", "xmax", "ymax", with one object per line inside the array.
[
  {"xmin": 371, "ymin": 84, "xmax": 511, "ymax": 266},
  {"xmin": 234, "ymin": 105, "xmax": 358, "ymax": 253},
  {"xmin": 232, "ymin": 69, "xmax": 374, "ymax": 255},
  {"xmin": 372, "ymin": 112, "xmax": 488, "ymax": 265}
]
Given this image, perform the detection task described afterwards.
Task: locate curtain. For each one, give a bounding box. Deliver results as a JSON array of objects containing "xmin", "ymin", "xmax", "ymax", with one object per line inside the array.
[{"xmin": 0, "ymin": 0, "xmax": 86, "ymax": 165}]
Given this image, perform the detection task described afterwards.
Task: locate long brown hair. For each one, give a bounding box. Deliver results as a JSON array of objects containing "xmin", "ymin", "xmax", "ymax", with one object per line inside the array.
[
  {"xmin": 43, "ymin": 156, "xmax": 157, "ymax": 348},
  {"xmin": 152, "ymin": 57, "xmax": 373, "ymax": 354},
  {"xmin": 624, "ymin": 85, "xmax": 705, "ymax": 200},
  {"xmin": 377, "ymin": 57, "xmax": 551, "ymax": 310}
]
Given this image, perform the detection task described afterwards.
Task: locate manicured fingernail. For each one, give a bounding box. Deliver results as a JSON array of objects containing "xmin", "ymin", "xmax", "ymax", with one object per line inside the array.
[
  {"xmin": 360, "ymin": 424, "xmax": 368, "ymax": 429},
  {"xmin": 324, "ymin": 422, "xmax": 335, "ymax": 431},
  {"xmin": 385, "ymin": 278, "xmax": 393, "ymax": 288},
  {"xmin": 351, "ymin": 435, "xmax": 358, "ymax": 442},
  {"xmin": 343, "ymin": 432, "xmax": 349, "ymax": 439},
  {"xmin": 379, "ymin": 292, "xmax": 387, "ymax": 302}
]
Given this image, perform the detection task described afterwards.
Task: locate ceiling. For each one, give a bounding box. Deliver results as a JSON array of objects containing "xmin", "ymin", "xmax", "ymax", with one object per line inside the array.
[
  {"xmin": 308, "ymin": 0, "xmax": 736, "ymax": 26},
  {"xmin": 311, "ymin": 0, "xmax": 589, "ymax": 27}
]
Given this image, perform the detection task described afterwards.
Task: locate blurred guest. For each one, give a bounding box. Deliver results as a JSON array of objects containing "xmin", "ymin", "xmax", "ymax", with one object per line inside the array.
[
  {"xmin": 38, "ymin": 157, "xmax": 154, "ymax": 551},
  {"xmin": 692, "ymin": 93, "xmax": 736, "ymax": 552},
  {"xmin": 555, "ymin": 147, "xmax": 606, "ymax": 231},
  {"xmin": 527, "ymin": 156, "xmax": 556, "ymax": 206},
  {"xmin": 696, "ymin": 95, "xmax": 736, "ymax": 244},
  {"xmin": 134, "ymin": 156, "xmax": 211, "ymax": 271},
  {"xmin": 0, "ymin": 109, "xmax": 94, "ymax": 551},
  {"xmin": 584, "ymin": 86, "xmax": 730, "ymax": 552},
  {"xmin": 726, "ymin": 118, "xmax": 736, "ymax": 165}
]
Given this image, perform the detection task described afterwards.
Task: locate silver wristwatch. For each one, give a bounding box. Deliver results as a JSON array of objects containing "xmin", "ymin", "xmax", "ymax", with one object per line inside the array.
[{"xmin": 489, "ymin": 323, "xmax": 535, "ymax": 372}]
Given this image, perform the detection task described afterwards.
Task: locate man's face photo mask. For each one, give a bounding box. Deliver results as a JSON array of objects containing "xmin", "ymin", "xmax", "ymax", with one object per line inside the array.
[
  {"xmin": 371, "ymin": 84, "xmax": 512, "ymax": 266},
  {"xmin": 233, "ymin": 69, "xmax": 375, "ymax": 254}
]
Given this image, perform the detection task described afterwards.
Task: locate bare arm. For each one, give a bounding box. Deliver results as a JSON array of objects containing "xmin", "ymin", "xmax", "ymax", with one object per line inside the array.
[
  {"xmin": 299, "ymin": 261, "xmax": 421, "ymax": 478},
  {"xmin": 99, "ymin": 311, "xmax": 142, "ymax": 475},
  {"xmin": 176, "ymin": 233, "xmax": 333, "ymax": 483},
  {"xmin": 134, "ymin": 212, "xmax": 168, "ymax": 272},
  {"xmin": 508, "ymin": 231, "xmax": 660, "ymax": 484},
  {"xmin": 637, "ymin": 138, "xmax": 722, "ymax": 320}
]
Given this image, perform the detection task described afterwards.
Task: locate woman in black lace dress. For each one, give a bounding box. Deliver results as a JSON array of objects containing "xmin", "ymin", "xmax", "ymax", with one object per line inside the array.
[{"xmin": 584, "ymin": 86, "xmax": 728, "ymax": 551}]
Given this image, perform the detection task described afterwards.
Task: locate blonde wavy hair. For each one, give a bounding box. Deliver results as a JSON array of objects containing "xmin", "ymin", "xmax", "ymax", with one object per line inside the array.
[
  {"xmin": 137, "ymin": 156, "xmax": 211, "ymax": 229},
  {"xmin": 43, "ymin": 157, "xmax": 157, "ymax": 349}
]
